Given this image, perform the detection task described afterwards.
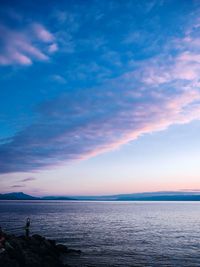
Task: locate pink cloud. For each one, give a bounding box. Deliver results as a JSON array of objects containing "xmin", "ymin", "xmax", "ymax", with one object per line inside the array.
[
  {"xmin": 32, "ymin": 23, "xmax": 54, "ymax": 42},
  {"xmin": 141, "ymin": 22, "xmax": 200, "ymax": 85},
  {"xmin": 1, "ymin": 67, "xmax": 200, "ymax": 174},
  {"xmin": 0, "ymin": 23, "xmax": 57, "ymax": 66},
  {"xmin": 141, "ymin": 50, "xmax": 200, "ymax": 85},
  {"xmin": 0, "ymin": 53, "xmax": 32, "ymax": 65},
  {"xmin": 48, "ymin": 43, "xmax": 58, "ymax": 53}
]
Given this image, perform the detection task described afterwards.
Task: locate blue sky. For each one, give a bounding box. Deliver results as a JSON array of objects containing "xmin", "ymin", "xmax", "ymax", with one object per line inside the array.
[{"xmin": 1, "ymin": 0, "xmax": 200, "ymax": 196}]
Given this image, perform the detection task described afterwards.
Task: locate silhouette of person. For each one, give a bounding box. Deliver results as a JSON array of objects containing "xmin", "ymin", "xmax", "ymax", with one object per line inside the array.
[{"xmin": 25, "ymin": 218, "xmax": 31, "ymax": 238}]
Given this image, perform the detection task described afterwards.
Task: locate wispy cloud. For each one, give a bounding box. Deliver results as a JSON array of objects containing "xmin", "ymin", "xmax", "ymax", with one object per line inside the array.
[
  {"xmin": 0, "ymin": 23, "xmax": 57, "ymax": 66},
  {"xmin": 48, "ymin": 43, "xmax": 58, "ymax": 53},
  {"xmin": 51, "ymin": 74, "xmax": 66, "ymax": 84},
  {"xmin": 20, "ymin": 177, "xmax": 36, "ymax": 182},
  {"xmin": 32, "ymin": 23, "xmax": 54, "ymax": 42},
  {"xmin": 10, "ymin": 184, "xmax": 25, "ymax": 188},
  {"xmin": 7, "ymin": 177, "xmax": 36, "ymax": 190}
]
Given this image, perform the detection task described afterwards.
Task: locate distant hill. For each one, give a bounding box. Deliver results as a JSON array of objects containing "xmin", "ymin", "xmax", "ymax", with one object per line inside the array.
[
  {"xmin": 41, "ymin": 196, "xmax": 75, "ymax": 200},
  {"xmin": 0, "ymin": 192, "xmax": 38, "ymax": 200},
  {"xmin": 70, "ymin": 191, "xmax": 200, "ymax": 201},
  {"xmin": 1, "ymin": 191, "xmax": 200, "ymax": 201},
  {"xmin": 0, "ymin": 192, "xmax": 75, "ymax": 201}
]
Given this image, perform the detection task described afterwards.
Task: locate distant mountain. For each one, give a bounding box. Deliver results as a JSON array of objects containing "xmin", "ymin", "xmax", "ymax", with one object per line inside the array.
[
  {"xmin": 1, "ymin": 191, "xmax": 200, "ymax": 201},
  {"xmin": 103, "ymin": 191, "xmax": 200, "ymax": 201},
  {"xmin": 41, "ymin": 196, "xmax": 75, "ymax": 200},
  {"xmin": 71, "ymin": 191, "xmax": 200, "ymax": 201},
  {"xmin": 0, "ymin": 192, "xmax": 38, "ymax": 200},
  {"xmin": 114, "ymin": 194, "xmax": 200, "ymax": 201},
  {"xmin": 0, "ymin": 192, "xmax": 74, "ymax": 200}
]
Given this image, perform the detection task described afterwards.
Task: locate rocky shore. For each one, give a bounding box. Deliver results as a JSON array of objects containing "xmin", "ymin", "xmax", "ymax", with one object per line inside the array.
[{"xmin": 0, "ymin": 233, "xmax": 81, "ymax": 267}]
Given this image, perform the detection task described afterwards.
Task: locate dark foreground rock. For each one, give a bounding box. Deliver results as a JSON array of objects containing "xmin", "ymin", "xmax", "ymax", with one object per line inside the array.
[{"xmin": 0, "ymin": 233, "xmax": 81, "ymax": 267}]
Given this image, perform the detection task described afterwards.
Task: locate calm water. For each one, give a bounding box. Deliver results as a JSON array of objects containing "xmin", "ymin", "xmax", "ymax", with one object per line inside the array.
[{"xmin": 1, "ymin": 201, "xmax": 200, "ymax": 266}]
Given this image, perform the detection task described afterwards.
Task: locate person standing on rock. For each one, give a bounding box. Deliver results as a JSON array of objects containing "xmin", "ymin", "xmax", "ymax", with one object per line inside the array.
[{"xmin": 25, "ymin": 218, "xmax": 31, "ymax": 238}]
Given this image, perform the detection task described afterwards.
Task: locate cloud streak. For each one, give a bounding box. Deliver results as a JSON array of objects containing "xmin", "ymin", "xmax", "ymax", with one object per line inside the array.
[
  {"xmin": 10, "ymin": 184, "xmax": 25, "ymax": 188},
  {"xmin": 20, "ymin": 177, "xmax": 36, "ymax": 182},
  {"xmin": 1, "ymin": 35, "xmax": 200, "ymax": 173}
]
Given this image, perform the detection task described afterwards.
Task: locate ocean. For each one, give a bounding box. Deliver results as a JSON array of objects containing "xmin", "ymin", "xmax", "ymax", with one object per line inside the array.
[{"xmin": 1, "ymin": 201, "xmax": 200, "ymax": 266}]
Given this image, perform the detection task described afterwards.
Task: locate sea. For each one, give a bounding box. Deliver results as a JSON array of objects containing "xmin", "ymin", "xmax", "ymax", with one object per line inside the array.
[{"xmin": 1, "ymin": 201, "xmax": 200, "ymax": 266}]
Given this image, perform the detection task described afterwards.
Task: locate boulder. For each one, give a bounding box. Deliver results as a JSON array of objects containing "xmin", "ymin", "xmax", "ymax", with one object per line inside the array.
[
  {"xmin": 56, "ymin": 244, "xmax": 69, "ymax": 253},
  {"xmin": 0, "ymin": 233, "xmax": 81, "ymax": 267}
]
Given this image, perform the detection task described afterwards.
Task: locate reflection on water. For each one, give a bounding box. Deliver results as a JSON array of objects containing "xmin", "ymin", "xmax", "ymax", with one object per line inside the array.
[{"xmin": 1, "ymin": 201, "xmax": 200, "ymax": 266}]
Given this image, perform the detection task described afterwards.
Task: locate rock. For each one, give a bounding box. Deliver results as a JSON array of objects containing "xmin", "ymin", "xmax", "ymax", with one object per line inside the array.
[
  {"xmin": 56, "ymin": 244, "xmax": 81, "ymax": 255},
  {"xmin": 41, "ymin": 255, "xmax": 64, "ymax": 267},
  {"xmin": 56, "ymin": 244, "xmax": 69, "ymax": 253},
  {"xmin": 0, "ymin": 232, "xmax": 81, "ymax": 267},
  {"xmin": 67, "ymin": 248, "xmax": 81, "ymax": 255},
  {"xmin": 23, "ymin": 250, "xmax": 42, "ymax": 267},
  {"xmin": 0, "ymin": 252, "xmax": 20, "ymax": 267},
  {"xmin": 47, "ymin": 239, "xmax": 56, "ymax": 247},
  {"xmin": 32, "ymin": 234, "xmax": 45, "ymax": 242}
]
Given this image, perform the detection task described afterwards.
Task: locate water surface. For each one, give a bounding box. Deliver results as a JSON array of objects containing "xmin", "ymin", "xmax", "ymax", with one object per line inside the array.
[{"xmin": 1, "ymin": 201, "xmax": 200, "ymax": 266}]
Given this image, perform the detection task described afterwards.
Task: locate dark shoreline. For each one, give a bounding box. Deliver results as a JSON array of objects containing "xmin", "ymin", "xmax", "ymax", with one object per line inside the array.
[{"xmin": 0, "ymin": 232, "xmax": 81, "ymax": 267}]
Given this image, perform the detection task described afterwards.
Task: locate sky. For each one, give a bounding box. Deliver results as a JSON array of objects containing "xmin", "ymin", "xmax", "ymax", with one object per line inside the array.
[{"xmin": 1, "ymin": 0, "xmax": 200, "ymax": 196}]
